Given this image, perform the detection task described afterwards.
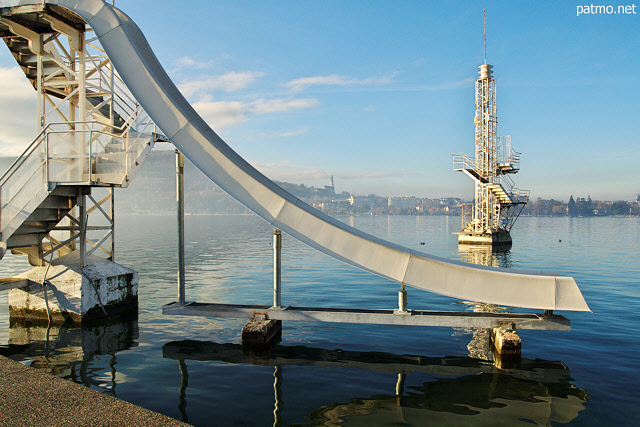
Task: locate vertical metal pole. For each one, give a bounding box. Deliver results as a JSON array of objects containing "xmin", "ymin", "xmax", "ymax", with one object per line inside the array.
[
  {"xmin": 110, "ymin": 188, "xmax": 115, "ymax": 261},
  {"xmin": 78, "ymin": 192, "xmax": 86, "ymax": 267},
  {"xmin": 78, "ymin": 31, "xmax": 87, "ymax": 180},
  {"xmin": 273, "ymin": 229, "xmax": 282, "ymax": 308},
  {"xmin": 109, "ymin": 60, "xmax": 115, "ymax": 131},
  {"xmin": 36, "ymin": 39, "xmax": 43, "ymax": 132},
  {"xmin": 44, "ymin": 133, "xmax": 49, "ymax": 189},
  {"xmin": 176, "ymin": 149, "xmax": 185, "ymax": 305},
  {"xmin": 398, "ymin": 284, "xmax": 407, "ymax": 313}
]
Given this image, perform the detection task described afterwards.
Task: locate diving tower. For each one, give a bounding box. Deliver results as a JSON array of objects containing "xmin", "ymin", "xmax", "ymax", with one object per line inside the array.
[
  {"xmin": 452, "ymin": 25, "xmax": 528, "ymax": 246},
  {"xmin": 1, "ymin": 0, "xmax": 589, "ymax": 333}
]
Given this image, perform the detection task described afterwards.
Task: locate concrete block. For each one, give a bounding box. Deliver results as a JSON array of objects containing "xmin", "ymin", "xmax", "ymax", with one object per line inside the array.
[
  {"xmin": 458, "ymin": 230, "xmax": 512, "ymax": 246},
  {"xmin": 491, "ymin": 323, "xmax": 521, "ymax": 369},
  {"xmin": 8, "ymin": 251, "xmax": 138, "ymax": 324},
  {"xmin": 241, "ymin": 319, "xmax": 282, "ymax": 348}
]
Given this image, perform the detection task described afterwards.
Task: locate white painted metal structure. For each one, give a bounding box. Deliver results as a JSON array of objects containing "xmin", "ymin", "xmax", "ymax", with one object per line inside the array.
[
  {"xmin": 452, "ymin": 63, "xmax": 529, "ymax": 241},
  {"xmin": 0, "ymin": 1, "xmax": 157, "ymax": 267},
  {"xmin": 0, "ymin": 0, "xmax": 589, "ymax": 312}
]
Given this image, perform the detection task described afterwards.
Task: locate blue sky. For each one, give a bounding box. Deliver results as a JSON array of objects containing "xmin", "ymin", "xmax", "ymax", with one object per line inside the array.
[{"xmin": 1, "ymin": 0, "xmax": 638, "ymax": 200}]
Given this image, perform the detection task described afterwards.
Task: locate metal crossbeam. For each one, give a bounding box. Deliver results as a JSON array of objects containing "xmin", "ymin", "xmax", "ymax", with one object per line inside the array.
[{"xmin": 162, "ymin": 302, "xmax": 570, "ymax": 331}]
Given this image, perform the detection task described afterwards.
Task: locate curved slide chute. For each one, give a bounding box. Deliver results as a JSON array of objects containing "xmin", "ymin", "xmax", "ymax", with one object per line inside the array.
[{"xmin": 13, "ymin": 0, "xmax": 588, "ymax": 311}]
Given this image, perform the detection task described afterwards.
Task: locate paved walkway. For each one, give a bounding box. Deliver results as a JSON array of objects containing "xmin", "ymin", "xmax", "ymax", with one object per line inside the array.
[{"xmin": 0, "ymin": 356, "xmax": 190, "ymax": 427}]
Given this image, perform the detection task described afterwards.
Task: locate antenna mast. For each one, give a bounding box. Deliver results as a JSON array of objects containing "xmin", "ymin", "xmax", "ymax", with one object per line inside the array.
[{"xmin": 484, "ymin": 9, "xmax": 487, "ymax": 64}]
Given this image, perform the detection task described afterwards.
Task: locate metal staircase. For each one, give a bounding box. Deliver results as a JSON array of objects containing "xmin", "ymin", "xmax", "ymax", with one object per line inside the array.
[
  {"xmin": 452, "ymin": 136, "xmax": 529, "ymax": 238},
  {"xmin": 0, "ymin": 3, "xmax": 160, "ymax": 265}
]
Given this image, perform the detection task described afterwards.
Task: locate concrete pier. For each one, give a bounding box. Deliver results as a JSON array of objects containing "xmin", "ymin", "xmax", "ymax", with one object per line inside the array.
[
  {"xmin": 457, "ymin": 229, "xmax": 512, "ymax": 246},
  {"xmin": 241, "ymin": 318, "xmax": 282, "ymax": 347},
  {"xmin": 8, "ymin": 251, "xmax": 138, "ymax": 324},
  {"xmin": 491, "ymin": 323, "xmax": 522, "ymax": 369}
]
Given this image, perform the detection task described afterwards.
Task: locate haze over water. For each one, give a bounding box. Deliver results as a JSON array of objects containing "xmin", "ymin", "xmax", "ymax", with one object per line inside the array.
[{"xmin": 0, "ymin": 214, "xmax": 638, "ymax": 425}]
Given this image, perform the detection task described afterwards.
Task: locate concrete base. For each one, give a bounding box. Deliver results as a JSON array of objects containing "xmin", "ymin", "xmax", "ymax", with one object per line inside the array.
[
  {"xmin": 458, "ymin": 230, "xmax": 512, "ymax": 246},
  {"xmin": 491, "ymin": 323, "xmax": 521, "ymax": 370},
  {"xmin": 241, "ymin": 318, "xmax": 282, "ymax": 348},
  {"xmin": 8, "ymin": 251, "xmax": 138, "ymax": 325}
]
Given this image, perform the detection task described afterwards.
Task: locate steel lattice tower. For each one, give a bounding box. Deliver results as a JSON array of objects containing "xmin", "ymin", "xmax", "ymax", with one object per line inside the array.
[{"xmin": 452, "ymin": 18, "xmax": 528, "ymax": 246}]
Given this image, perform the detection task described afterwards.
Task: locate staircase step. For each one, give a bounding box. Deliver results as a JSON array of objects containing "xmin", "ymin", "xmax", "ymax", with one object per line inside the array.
[
  {"xmin": 22, "ymin": 208, "xmax": 68, "ymax": 222},
  {"xmin": 5, "ymin": 39, "xmax": 30, "ymax": 53},
  {"xmin": 6, "ymin": 233, "xmax": 44, "ymax": 249},
  {"xmin": 38, "ymin": 196, "xmax": 74, "ymax": 209},
  {"xmin": 13, "ymin": 222, "xmax": 60, "ymax": 235},
  {"xmin": 50, "ymin": 187, "xmax": 80, "ymax": 197},
  {"xmin": 86, "ymin": 93, "xmax": 126, "ymax": 126}
]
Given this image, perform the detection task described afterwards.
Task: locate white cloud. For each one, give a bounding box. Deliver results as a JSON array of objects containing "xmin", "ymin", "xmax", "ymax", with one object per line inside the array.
[
  {"xmin": 250, "ymin": 98, "xmax": 318, "ymax": 114},
  {"xmin": 0, "ymin": 67, "xmax": 34, "ymax": 99},
  {"xmin": 251, "ymin": 160, "xmax": 329, "ymax": 182},
  {"xmin": 174, "ymin": 56, "xmax": 215, "ymax": 69},
  {"xmin": 0, "ymin": 67, "xmax": 37, "ymax": 156},
  {"xmin": 250, "ymin": 161, "xmax": 412, "ymax": 185},
  {"xmin": 440, "ymin": 77, "xmax": 475, "ymax": 89},
  {"xmin": 278, "ymin": 129, "xmax": 308, "ymax": 138},
  {"xmin": 285, "ymin": 74, "xmax": 393, "ymax": 92},
  {"xmin": 192, "ymin": 100, "xmax": 250, "ymax": 128},
  {"xmin": 178, "ymin": 71, "xmax": 264, "ymax": 98},
  {"xmin": 245, "ymin": 128, "xmax": 309, "ymax": 142},
  {"xmin": 193, "ymin": 98, "xmax": 318, "ymax": 129}
]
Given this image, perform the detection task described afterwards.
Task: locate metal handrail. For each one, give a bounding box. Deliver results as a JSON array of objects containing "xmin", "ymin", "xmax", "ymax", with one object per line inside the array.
[
  {"xmin": 1, "ymin": 113, "xmax": 152, "ymax": 207},
  {"xmin": 501, "ymin": 174, "xmax": 515, "ymax": 193},
  {"xmin": 452, "ymin": 153, "xmax": 476, "ymax": 171},
  {"xmin": 0, "ymin": 121, "xmax": 97, "ymax": 186},
  {"xmin": 507, "ymin": 147, "xmax": 521, "ymax": 170}
]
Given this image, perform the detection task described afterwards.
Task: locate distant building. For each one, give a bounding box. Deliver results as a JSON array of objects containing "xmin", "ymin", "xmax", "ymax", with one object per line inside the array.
[
  {"xmin": 349, "ymin": 195, "xmax": 374, "ymax": 212},
  {"xmin": 388, "ymin": 196, "xmax": 418, "ymax": 210}
]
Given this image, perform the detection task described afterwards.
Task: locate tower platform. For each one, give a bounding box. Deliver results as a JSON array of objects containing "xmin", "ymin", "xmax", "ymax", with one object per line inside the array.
[{"xmin": 457, "ymin": 230, "xmax": 512, "ymax": 246}]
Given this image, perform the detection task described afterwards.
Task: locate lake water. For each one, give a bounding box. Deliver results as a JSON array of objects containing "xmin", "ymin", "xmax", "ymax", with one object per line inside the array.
[{"xmin": 1, "ymin": 214, "xmax": 638, "ymax": 425}]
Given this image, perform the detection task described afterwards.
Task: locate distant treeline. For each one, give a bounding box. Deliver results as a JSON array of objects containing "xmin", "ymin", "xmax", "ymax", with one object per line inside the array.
[{"xmin": 521, "ymin": 196, "xmax": 639, "ymax": 217}]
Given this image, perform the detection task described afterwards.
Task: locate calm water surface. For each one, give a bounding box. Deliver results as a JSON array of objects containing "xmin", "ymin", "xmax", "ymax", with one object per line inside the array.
[{"xmin": 1, "ymin": 214, "xmax": 639, "ymax": 425}]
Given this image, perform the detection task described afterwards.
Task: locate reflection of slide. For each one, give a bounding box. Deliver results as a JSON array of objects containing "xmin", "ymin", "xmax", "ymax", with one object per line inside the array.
[
  {"xmin": 163, "ymin": 340, "xmax": 588, "ymax": 425},
  {"xmin": 25, "ymin": 0, "xmax": 587, "ymax": 311}
]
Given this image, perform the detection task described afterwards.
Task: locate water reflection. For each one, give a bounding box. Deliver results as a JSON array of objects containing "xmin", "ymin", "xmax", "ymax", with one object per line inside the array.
[
  {"xmin": 163, "ymin": 340, "xmax": 588, "ymax": 425},
  {"xmin": 457, "ymin": 244, "xmax": 515, "ymax": 363},
  {"xmin": 458, "ymin": 244, "xmax": 513, "ymax": 269},
  {"xmin": 0, "ymin": 317, "xmax": 138, "ymax": 397}
]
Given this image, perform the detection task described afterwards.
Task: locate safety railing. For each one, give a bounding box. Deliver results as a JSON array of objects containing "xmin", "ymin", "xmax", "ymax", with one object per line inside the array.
[
  {"xmin": 498, "ymin": 174, "xmax": 529, "ymax": 204},
  {"xmin": 452, "ymin": 153, "xmax": 476, "ymax": 172},
  {"xmin": 460, "ymin": 203, "xmax": 475, "ymax": 231},
  {"xmin": 0, "ymin": 126, "xmax": 48, "ymax": 240},
  {"xmin": 497, "ymin": 136, "xmax": 521, "ymax": 172},
  {"xmin": 0, "ymin": 117, "xmax": 154, "ymax": 242}
]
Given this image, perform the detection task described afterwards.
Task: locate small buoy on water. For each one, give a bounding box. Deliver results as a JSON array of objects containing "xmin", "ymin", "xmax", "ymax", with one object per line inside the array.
[{"xmin": 559, "ymin": 239, "xmax": 561, "ymax": 242}]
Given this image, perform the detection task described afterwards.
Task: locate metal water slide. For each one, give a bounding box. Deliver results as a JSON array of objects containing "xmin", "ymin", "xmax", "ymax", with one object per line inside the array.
[{"xmin": 7, "ymin": 0, "xmax": 588, "ymax": 311}]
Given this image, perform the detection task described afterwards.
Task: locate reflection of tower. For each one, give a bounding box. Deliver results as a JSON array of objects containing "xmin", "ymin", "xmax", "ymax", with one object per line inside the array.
[
  {"xmin": 458, "ymin": 241, "xmax": 511, "ymax": 361},
  {"xmin": 452, "ymin": 13, "xmax": 528, "ymax": 246}
]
